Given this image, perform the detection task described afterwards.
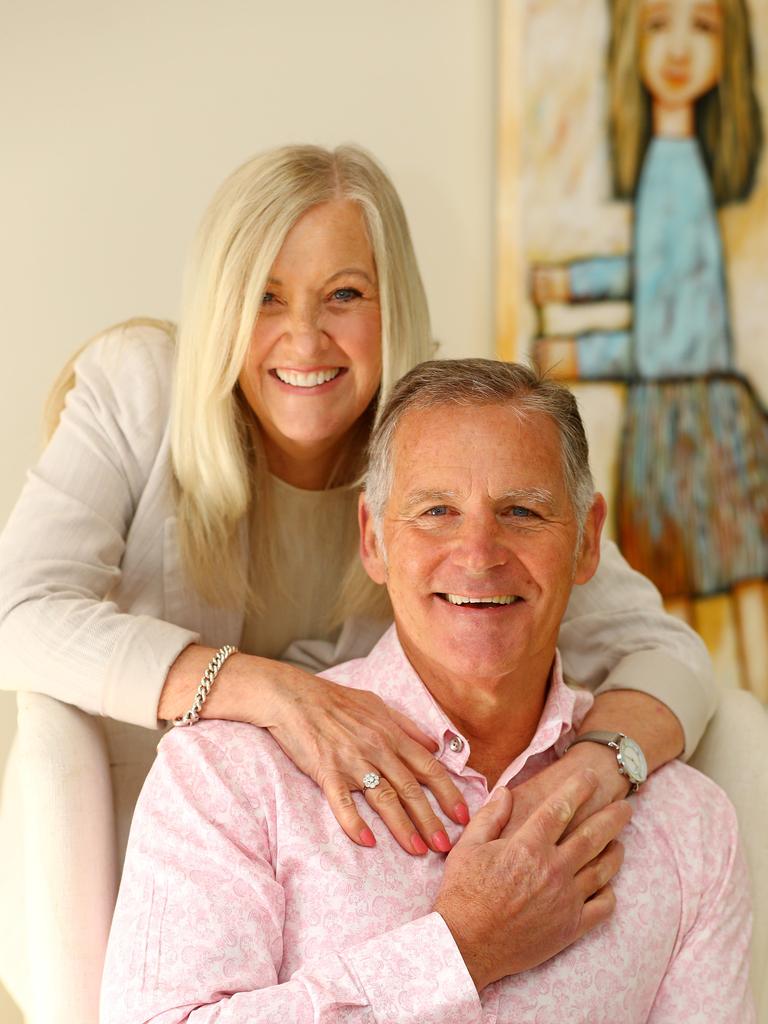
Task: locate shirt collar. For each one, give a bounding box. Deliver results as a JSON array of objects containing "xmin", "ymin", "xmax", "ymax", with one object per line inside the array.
[{"xmin": 348, "ymin": 624, "xmax": 594, "ymax": 786}]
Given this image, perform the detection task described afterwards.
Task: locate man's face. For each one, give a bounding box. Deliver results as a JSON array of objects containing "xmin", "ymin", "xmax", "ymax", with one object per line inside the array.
[{"xmin": 360, "ymin": 403, "xmax": 605, "ymax": 693}]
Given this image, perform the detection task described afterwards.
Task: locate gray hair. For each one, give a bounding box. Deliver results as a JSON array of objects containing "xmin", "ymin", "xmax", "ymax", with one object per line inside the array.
[{"xmin": 365, "ymin": 358, "xmax": 595, "ymax": 543}]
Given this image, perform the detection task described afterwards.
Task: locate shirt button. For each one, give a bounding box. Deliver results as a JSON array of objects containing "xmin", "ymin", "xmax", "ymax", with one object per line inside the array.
[{"xmin": 448, "ymin": 735, "xmax": 465, "ymax": 753}]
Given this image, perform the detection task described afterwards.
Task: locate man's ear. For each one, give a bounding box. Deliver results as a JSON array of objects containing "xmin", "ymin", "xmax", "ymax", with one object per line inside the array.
[
  {"xmin": 573, "ymin": 493, "xmax": 607, "ymax": 585},
  {"xmin": 358, "ymin": 493, "xmax": 387, "ymax": 585}
]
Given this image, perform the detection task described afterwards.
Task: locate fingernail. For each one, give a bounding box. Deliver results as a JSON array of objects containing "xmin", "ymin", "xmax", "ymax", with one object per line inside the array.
[
  {"xmin": 411, "ymin": 832, "xmax": 429, "ymax": 855},
  {"xmin": 432, "ymin": 830, "xmax": 452, "ymax": 853},
  {"xmin": 454, "ymin": 802, "xmax": 470, "ymax": 825},
  {"xmin": 359, "ymin": 827, "xmax": 376, "ymax": 847}
]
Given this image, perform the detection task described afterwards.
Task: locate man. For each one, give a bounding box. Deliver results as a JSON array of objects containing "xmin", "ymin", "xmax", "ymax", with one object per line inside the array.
[{"xmin": 102, "ymin": 359, "xmax": 752, "ymax": 1023}]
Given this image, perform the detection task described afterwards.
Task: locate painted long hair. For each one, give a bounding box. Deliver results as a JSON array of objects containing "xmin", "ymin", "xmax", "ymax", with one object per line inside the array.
[{"xmin": 607, "ymin": 0, "xmax": 763, "ymax": 203}]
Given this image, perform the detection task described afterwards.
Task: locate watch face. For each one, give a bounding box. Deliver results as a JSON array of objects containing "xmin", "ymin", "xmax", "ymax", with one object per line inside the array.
[{"xmin": 618, "ymin": 737, "xmax": 648, "ymax": 785}]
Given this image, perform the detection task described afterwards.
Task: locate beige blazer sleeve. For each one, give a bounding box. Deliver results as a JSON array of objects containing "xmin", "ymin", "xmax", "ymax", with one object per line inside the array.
[
  {"xmin": 0, "ymin": 326, "xmax": 199, "ymax": 728},
  {"xmin": 559, "ymin": 540, "xmax": 717, "ymax": 759}
]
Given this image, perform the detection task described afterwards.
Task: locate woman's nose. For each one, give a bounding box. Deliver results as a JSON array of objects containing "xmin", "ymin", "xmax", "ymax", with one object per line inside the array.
[{"xmin": 286, "ymin": 307, "xmax": 329, "ymax": 354}]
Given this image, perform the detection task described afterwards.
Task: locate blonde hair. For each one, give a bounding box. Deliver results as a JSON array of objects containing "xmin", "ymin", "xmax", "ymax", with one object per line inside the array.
[
  {"xmin": 608, "ymin": 0, "xmax": 762, "ymax": 203},
  {"xmin": 171, "ymin": 144, "xmax": 433, "ymax": 614}
]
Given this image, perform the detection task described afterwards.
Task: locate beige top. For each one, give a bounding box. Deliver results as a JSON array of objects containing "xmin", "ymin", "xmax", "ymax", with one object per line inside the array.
[{"xmin": 240, "ymin": 476, "xmax": 361, "ymax": 659}]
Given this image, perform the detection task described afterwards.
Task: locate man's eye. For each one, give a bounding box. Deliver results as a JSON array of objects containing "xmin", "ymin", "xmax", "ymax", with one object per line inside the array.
[
  {"xmin": 331, "ymin": 287, "xmax": 363, "ymax": 302},
  {"xmin": 424, "ymin": 506, "xmax": 449, "ymax": 517},
  {"xmin": 509, "ymin": 506, "xmax": 535, "ymax": 518}
]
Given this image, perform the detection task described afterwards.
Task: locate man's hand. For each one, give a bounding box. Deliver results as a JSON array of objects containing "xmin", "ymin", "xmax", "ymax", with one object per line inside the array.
[{"xmin": 433, "ymin": 770, "xmax": 631, "ymax": 992}]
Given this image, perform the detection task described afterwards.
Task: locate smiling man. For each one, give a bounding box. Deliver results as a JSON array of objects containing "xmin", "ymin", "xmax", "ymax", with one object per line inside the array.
[{"xmin": 102, "ymin": 359, "xmax": 752, "ymax": 1023}]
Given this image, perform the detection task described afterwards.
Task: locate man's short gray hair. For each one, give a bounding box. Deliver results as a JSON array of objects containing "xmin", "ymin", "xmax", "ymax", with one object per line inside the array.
[{"xmin": 365, "ymin": 358, "xmax": 596, "ymax": 542}]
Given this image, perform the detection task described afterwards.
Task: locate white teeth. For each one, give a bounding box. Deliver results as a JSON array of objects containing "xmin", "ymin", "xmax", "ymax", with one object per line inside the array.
[
  {"xmin": 445, "ymin": 594, "xmax": 519, "ymax": 606},
  {"xmin": 275, "ymin": 367, "xmax": 341, "ymax": 388}
]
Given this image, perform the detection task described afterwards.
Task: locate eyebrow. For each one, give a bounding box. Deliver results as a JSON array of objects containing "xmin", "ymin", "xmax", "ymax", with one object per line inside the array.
[
  {"xmin": 496, "ymin": 488, "xmax": 557, "ymax": 510},
  {"xmin": 399, "ymin": 487, "xmax": 558, "ymax": 512},
  {"xmin": 266, "ymin": 268, "xmax": 376, "ymax": 287}
]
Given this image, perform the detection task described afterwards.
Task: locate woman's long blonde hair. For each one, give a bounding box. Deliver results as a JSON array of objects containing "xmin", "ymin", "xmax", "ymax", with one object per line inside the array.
[
  {"xmin": 46, "ymin": 146, "xmax": 433, "ymax": 619},
  {"xmin": 171, "ymin": 144, "xmax": 433, "ymax": 613},
  {"xmin": 607, "ymin": 0, "xmax": 762, "ymax": 203}
]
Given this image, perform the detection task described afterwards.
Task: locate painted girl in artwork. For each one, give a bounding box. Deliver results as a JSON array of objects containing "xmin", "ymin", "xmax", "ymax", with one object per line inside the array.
[{"xmin": 532, "ymin": 0, "xmax": 768, "ymax": 695}]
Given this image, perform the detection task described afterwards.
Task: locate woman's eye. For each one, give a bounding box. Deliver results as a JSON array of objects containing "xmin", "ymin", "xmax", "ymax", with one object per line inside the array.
[
  {"xmin": 693, "ymin": 16, "xmax": 718, "ymax": 32},
  {"xmin": 331, "ymin": 287, "xmax": 363, "ymax": 302},
  {"xmin": 644, "ymin": 14, "xmax": 669, "ymax": 31},
  {"xmin": 261, "ymin": 292, "xmax": 277, "ymax": 305}
]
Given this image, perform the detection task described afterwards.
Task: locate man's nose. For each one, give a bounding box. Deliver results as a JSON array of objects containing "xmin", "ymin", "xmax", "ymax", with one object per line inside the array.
[{"xmin": 451, "ymin": 513, "xmax": 510, "ymax": 574}]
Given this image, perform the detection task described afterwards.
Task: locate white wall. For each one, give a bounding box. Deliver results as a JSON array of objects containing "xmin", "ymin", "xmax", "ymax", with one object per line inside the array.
[{"xmin": 0, "ymin": 3, "xmax": 495, "ymax": 1017}]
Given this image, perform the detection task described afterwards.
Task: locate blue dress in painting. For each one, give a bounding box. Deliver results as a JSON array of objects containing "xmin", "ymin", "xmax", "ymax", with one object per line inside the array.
[{"xmin": 567, "ymin": 138, "xmax": 768, "ymax": 598}]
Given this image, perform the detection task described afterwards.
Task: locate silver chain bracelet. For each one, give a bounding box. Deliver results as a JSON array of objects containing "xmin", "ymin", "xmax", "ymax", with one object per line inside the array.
[{"xmin": 172, "ymin": 644, "xmax": 238, "ymax": 727}]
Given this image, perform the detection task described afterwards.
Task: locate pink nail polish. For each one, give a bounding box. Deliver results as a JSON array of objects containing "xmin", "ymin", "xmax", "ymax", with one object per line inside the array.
[
  {"xmin": 411, "ymin": 833, "xmax": 429, "ymax": 855},
  {"xmin": 359, "ymin": 827, "xmax": 376, "ymax": 847},
  {"xmin": 454, "ymin": 802, "xmax": 470, "ymax": 826},
  {"xmin": 432, "ymin": 830, "xmax": 452, "ymax": 853}
]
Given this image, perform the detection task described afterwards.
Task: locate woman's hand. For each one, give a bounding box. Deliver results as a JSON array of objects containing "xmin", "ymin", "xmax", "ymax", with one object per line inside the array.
[
  {"xmin": 434, "ymin": 771, "xmax": 631, "ymax": 991},
  {"xmin": 262, "ymin": 664, "xmax": 469, "ymax": 855},
  {"xmin": 162, "ymin": 645, "xmax": 468, "ymax": 855},
  {"xmin": 503, "ymin": 740, "xmax": 631, "ymax": 838}
]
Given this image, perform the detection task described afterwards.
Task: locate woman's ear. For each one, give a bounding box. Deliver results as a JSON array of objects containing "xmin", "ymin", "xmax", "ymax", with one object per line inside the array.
[
  {"xmin": 358, "ymin": 492, "xmax": 387, "ymax": 585},
  {"xmin": 574, "ymin": 493, "xmax": 608, "ymax": 585}
]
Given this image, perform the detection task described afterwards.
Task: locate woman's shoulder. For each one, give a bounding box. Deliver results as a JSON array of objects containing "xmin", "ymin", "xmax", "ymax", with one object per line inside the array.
[
  {"xmin": 76, "ymin": 318, "xmax": 176, "ymax": 387},
  {"xmin": 71, "ymin": 319, "xmax": 177, "ymax": 432}
]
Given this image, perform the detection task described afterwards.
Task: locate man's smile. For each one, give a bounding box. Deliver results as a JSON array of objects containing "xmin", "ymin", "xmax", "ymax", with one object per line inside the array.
[{"xmin": 435, "ymin": 593, "xmax": 522, "ymax": 608}]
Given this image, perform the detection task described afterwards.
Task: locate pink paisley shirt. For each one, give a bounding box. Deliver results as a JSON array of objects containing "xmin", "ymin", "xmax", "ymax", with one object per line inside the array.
[{"xmin": 101, "ymin": 626, "xmax": 753, "ymax": 1023}]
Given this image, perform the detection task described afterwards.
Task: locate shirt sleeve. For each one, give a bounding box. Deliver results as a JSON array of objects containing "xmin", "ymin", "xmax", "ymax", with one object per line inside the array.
[
  {"xmin": 100, "ymin": 725, "xmax": 481, "ymax": 1024},
  {"xmin": 0, "ymin": 326, "xmax": 198, "ymax": 727},
  {"xmin": 647, "ymin": 793, "xmax": 754, "ymax": 1022},
  {"xmin": 558, "ymin": 539, "xmax": 718, "ymax": 759}
]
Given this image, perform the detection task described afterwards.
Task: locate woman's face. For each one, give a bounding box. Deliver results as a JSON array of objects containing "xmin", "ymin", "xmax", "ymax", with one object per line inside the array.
[
  {"xmin": 240, "ymin": 199, "xmax": 382, "ymax": 488},
  {"xmin": 640, "ymin": 0, "xmax": 723, "ymax": 108}
]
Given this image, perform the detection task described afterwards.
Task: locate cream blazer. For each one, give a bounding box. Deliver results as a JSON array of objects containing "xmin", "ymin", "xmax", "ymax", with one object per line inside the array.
[{"xmin": 0, "ymin": 324, "xmax": 716, "ymax": 754}]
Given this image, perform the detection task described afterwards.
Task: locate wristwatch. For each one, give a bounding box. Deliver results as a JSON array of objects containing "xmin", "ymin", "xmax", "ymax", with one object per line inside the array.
[{"xmin": 566, "ymin": 731, "xmax": 648, "ymax": 792}]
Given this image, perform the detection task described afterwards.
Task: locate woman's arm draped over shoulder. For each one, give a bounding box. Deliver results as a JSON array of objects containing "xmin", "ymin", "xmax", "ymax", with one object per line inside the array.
[
  {"xmin": 0, "ymin": 327, "xmax": 198, "ymax": 727},
  {"xmin": 0, "ymin": 327, "xmax": 467, "ymax": 850},
  {"xmin": 559, "ymin": 539, "xmax": 717, "ymax": 760}
]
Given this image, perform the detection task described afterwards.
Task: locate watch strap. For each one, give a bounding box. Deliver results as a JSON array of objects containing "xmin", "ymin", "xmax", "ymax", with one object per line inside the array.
[{"xmin": 565, "ymin": 730, "xmax": 644, "ymax": 792}]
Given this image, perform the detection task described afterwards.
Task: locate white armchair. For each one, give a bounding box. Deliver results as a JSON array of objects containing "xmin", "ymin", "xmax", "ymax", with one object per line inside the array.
[{"xmin": 2, "ymin": 687, "xmax": 767, "ymax": 1024}]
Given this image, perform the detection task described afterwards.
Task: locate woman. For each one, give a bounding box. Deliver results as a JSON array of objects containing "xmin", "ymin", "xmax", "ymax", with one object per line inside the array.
[{"xmin": 0, "ymin": 144, "xmax": 713, "ymax": 981}]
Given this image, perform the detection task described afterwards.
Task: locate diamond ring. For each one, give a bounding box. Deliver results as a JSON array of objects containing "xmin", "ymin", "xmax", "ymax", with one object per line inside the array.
[{"xmin": 362, "ymin": 771, "xmax": 381, "ymax": 791}]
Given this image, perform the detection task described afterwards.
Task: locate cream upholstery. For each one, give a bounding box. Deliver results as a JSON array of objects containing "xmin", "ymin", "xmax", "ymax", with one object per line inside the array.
[{"xmin": 2, "ymin": 688, "xmax": 766, "ymax": 1024}]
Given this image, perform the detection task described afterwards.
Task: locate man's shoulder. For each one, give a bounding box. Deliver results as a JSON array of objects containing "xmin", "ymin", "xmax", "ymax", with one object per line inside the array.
[
  {"xmin": 633, "ymin": 760, "xmax": 739, "ymax": 875},
  {"xmin": 155, "ymin": 718, "xmax": 301, "ymax": 804}
]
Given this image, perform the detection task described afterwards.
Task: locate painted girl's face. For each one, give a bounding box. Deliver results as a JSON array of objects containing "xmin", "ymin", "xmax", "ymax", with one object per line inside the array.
[
  {"xmin": 239, "ymin": 199, "xmax": 382, "ymax": 488},
  {"xmin": 640, "ymin": 0, "xmax": 723, "ymax": 107}
]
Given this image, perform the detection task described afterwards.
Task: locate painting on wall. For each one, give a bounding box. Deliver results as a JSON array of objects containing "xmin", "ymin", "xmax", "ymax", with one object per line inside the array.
[{"xmin": 496, "ymin": 0, "xmax": 768, "ymax": 698}]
